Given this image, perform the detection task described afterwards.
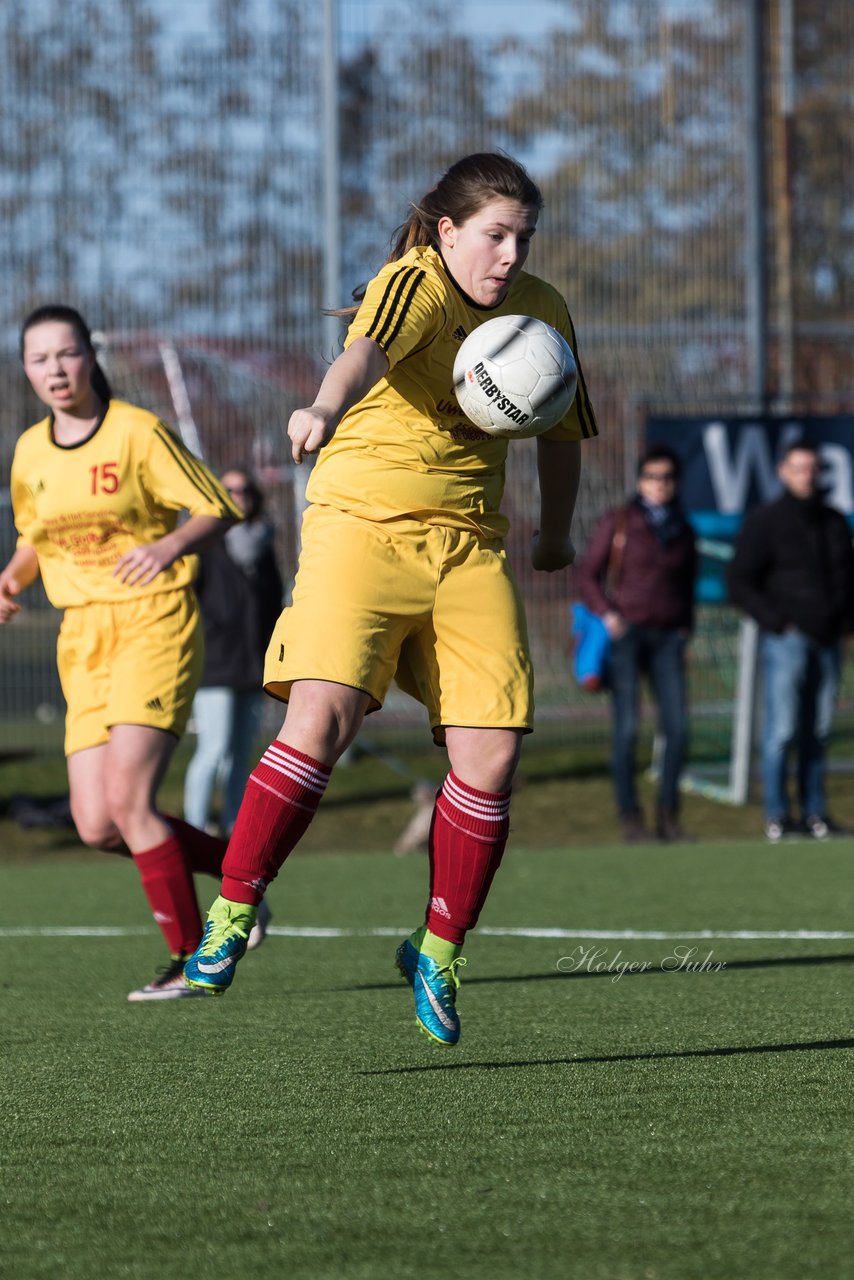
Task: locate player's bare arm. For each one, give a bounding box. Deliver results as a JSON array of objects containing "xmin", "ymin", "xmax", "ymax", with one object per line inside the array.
[
  {"xmin": 113, "ymin": 514, "xmax": 234, "ymax": 587},
  {"xmin": 288, "ymin": 337, "xmax": 389, "ymax": 464},
  {"xmin": 532, "ymin": 437, "xmax": 581, "ymax": 572},
  {"xmin": 0, "ymin": 544, "xmax": 41, "ymax": 622}
]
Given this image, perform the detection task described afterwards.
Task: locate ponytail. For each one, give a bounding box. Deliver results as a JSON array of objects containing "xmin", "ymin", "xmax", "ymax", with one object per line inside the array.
[{"xmin": 90, "ymin": 360, "xmax": 113, "ymax": 402}]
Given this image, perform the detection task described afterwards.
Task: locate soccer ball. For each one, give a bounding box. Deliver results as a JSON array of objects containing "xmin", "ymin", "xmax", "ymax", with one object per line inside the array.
[{"xmin": 452, "ymin": 314, "xmax": 578, "ymax": 439}]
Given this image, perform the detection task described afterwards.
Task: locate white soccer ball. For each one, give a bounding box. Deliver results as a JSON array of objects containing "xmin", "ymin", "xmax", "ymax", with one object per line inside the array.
[{"xmin": 452, "ymin": 314, "xmax": 578, "ymax": 439}]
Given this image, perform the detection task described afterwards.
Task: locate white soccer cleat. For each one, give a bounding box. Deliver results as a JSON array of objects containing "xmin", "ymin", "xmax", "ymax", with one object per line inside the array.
[{"xmin": 127, "ymin": 956, "xmax": 211, "ymax": 1001}]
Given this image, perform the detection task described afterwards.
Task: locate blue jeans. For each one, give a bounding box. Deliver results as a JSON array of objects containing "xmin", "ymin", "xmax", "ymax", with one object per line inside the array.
[
  {"xmin": 183, "ymin": 687, "xmax": 265, "ymax": 833},
  {"xmin": 760, "ymin": 630, "xmax": 841, "ymax": 822},
  {"xmin": 608, "ymin": 626, "xmax": 689, "ymax": 816}
]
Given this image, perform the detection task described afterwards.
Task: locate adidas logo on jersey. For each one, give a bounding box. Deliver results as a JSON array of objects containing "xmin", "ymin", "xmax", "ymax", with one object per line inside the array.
[
  {"xmin": 145, "ymin": 696, "xmax": 164, "ymax": 712},
  {"xmin": 451, "ymin": 325, "xmax": 468, "ymax": 342}
]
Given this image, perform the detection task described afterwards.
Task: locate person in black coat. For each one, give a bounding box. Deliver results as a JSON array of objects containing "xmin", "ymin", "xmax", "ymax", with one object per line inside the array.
[
  {"xmin": 727, "ymin": 440, "xmax": 854, "ymax": 841},
  {"xmin": 183, "ymin": 469, "xmax": 284, "ymax": 834}
]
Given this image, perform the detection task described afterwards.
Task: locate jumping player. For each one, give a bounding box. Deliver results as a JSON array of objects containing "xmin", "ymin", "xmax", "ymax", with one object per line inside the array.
[
  {"xmin": 183, "ymin": 152, "xmax": 598, "ymax": 1044},
  {"xmin": 0, "ymin": 305, "xmax": 249, "ymax": 1001}
]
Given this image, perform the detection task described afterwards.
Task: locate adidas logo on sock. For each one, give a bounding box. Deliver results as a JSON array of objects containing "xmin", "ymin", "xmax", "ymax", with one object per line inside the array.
[
  {"xmin": 451, "ymin": 325, "xmax": 468, "ymax": 342},
  {"xmin": 430, "ymin": 895, "xmax": 451, "ymax": 919},
  {"xmin": 145, "ymin": 696, "xmax": 164, "ymax": 712}
]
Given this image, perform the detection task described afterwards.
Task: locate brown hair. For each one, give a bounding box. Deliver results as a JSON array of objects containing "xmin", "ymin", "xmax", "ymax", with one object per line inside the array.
[
  {"xmin": 388, "ymin": 151, "xmax": 543, "ymax": 261},
  {"xmin": 335, "ymin": 152, "xmax": 544, "ymax": 315}
]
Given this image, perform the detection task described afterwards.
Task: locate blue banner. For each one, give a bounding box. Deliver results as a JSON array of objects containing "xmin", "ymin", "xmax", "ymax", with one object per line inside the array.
[{"xmin": 645, "ymin": 415, "xmax": 854, "ymax": 602}]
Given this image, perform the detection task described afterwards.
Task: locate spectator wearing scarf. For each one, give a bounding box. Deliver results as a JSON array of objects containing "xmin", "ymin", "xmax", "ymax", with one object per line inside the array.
[{"xmin": 577, "ymin": 445, "xmax": 698, "ymax": 842}]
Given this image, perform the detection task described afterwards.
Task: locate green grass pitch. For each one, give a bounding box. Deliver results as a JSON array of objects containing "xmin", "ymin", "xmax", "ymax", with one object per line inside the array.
[{"xmin": 2, "ymin": 841, "xmax": 853, "ymax": 1279}]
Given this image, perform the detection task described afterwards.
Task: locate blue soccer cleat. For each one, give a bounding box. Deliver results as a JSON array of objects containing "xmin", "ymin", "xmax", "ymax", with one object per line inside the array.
[
  {"xmin": 183, "ymin": 897, "xmax": 257, "ymax": 995},
  {"xmin": 396, "ymin": 935, "xmax": 467, "ymax": 1045},
  {"xmin": 411, "ymin": 951, "xmax": 467, "ymax": 1047}
]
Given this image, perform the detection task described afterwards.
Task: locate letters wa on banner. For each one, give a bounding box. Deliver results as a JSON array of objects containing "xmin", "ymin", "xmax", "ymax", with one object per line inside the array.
[{"xmin": 646, "ymin": 415, "xmax": 854, "ymax": 603}]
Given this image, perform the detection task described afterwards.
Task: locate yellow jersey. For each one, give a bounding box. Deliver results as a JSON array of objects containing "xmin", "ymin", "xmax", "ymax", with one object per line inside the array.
[
  {"xmin": 307, "ymin": 245, "xmax": 597, "ymax": 539},
  {"xmin": 11, "ymin": 399, "xmax": 240, "ymax": 608}
]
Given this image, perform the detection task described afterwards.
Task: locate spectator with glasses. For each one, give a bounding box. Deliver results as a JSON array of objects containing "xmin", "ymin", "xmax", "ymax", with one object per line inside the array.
[{"xmin": 577, "ymin": 445, "xmax": 697, "ymax": 842}]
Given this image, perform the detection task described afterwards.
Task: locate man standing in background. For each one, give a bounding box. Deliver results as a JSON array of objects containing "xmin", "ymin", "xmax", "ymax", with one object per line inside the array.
[{"xmin": 727, "ymin": 441, "xmax": 854, "ymax": 841}]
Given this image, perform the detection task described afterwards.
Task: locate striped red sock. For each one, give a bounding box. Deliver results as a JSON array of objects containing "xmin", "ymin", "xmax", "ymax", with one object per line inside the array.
[
  {"xmin": 165, "ymin": 816, "xmax": 228, "ymax": 877},
  {"xmin": 133, "ymin": 835, "xmax": 203, "ymax": 956},
  {"xmin": 425, "ymin": 772, "xmax": 511, "ymax": 945},
  {"xmin": 220, "ymin": 741, "xmax": 331, "ymax": 905}
]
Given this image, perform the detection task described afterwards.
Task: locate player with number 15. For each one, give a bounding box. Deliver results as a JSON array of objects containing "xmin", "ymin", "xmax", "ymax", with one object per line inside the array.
[{"xmin": 0, "ymin": 305, "xmax": 244, "ymax": 1000}]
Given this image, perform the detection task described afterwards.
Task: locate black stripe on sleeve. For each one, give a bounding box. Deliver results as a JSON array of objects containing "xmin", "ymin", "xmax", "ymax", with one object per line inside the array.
[
  {"xmin": 378, "ymin": 270, "xmax": 426, "ymax": 352},
  {"xmin": 365, "ymin": 266, "xmax": 424, "ymax": 350},
  {"xmin": 154, "ymin": 424, "xmax": 218, "ymax": 501},
  {"xmin": 565, "ymin": 312, "xmax": 598, "ymax": 440},
  {"xmin": 364, "ymin": 274, "xmax": 402, "ymax": 341},
  {"xmin": 153, "ymin": 424, "xmax": 231, "ymax": 514},
  {"xmin": 365, "ymin": 267, "xmax": 416, "ymax": 343}
]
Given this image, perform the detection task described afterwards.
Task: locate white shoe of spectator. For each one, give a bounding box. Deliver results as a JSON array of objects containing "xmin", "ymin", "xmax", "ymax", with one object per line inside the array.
[{"xmin": 247, "ymin": 897, "xmax": 272, "ymax": 951}]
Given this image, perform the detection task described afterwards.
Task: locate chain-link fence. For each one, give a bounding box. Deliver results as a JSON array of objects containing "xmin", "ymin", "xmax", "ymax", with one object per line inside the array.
[{"xmin": 2, "ymin": 0, "xmax": 853, "ymax": 759}]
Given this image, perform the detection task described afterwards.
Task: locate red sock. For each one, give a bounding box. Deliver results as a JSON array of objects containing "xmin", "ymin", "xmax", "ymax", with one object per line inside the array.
[
  {"xmin": 164, "ymin": 815, "xmax": 228, "ymax": 878},
  {"xmin": 425, "ymin": 772, "xmax": 511, "ymax": 945},
  {"xmin": 133, "ymin": 834, "xmax": 203, "ymax": 956},
  {"xmin": 220, "ymin": 741, "xmax": 331, "ymax": 905}
]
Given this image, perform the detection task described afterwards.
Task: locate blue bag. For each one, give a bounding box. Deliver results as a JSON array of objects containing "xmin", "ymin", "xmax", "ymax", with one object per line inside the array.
[
  {"xmin": 570, "ymin": 602, "xmax": 611, "ymax": 692},
  {"xmin": 570, "ymin": 507, "xmax": 627, "ymax": 692}
]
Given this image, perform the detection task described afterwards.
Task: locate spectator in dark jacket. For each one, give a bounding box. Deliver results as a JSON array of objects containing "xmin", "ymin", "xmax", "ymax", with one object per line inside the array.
[
  {"xmin": 727, "ymin": 440, "xmax": 854, "ymax": 841},
  {"xmin": 578, "ymin": 445, "xmax": 697, "ymax": 842},
  {"xmin": 184, "ymin": 469, "xmax": 284, "ymax": 834}
]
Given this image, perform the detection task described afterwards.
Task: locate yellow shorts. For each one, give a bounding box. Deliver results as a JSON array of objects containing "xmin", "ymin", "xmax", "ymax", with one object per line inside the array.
[
  {"xmin": 264, "ymin": 506, "xmax": 534, "ymax": 739},
  {"xmin": 57, "ymin": 590, "xmax": 203, "ymax": 756}
]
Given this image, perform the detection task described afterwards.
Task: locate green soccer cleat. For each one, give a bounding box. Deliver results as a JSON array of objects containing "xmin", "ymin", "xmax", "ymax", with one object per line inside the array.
[{"xmin": 182, "ymin": 896, "xmax": 257, "ymax": 995}]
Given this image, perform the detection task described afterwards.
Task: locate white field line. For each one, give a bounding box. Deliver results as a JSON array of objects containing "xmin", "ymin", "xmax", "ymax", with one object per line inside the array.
[{"xmin": 1, "ymin": 925, "xmax": 854, "ymax": 941}]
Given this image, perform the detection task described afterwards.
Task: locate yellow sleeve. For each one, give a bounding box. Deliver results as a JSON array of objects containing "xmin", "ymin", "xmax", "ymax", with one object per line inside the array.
[
  {"xmin": 10, "ymin": 445, "xmax": 37, "ymax": 549},
  {"xmin": 539, "ymin": 303, "xmax": 598, "ymax": 443},
  {"xmin": 344, "ymin": 262, "xmax": 444, "ymax": 370},
  {"xmin": 141, "ymin": 422, "xmax": 242, "ymax": 519}
]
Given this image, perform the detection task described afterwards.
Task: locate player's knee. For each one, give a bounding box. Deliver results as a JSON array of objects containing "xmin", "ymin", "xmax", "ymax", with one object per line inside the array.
[
  {"xmin": 100, "ymin": 778, "xmax": 154, "ymax": 841},
  {"xmin": 486, "ymin": 749, "xmax": 522, "ymax": 794},
  {"xmin": 285, "ymin": 682, "xmax": 368, "ymax": 760},
  {"xmin": 447, "ymin": 729, "xmax": 522, "ymax": 793},
  {"xmin": 103, "ymin": 796, "xmax": 139, "ymax": 838},
  {"xmin": 72, "ymin": 807, "xmax": 125, "ymax": 851}
]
